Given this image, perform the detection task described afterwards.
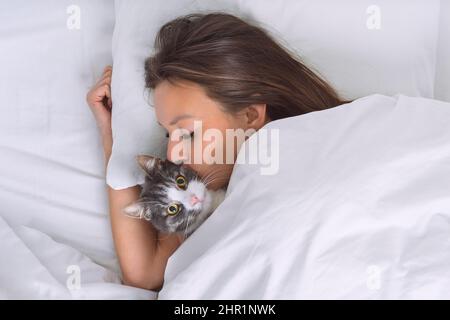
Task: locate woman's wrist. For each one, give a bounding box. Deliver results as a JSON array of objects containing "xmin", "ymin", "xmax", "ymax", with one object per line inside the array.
[
  {"xmin": 104, "ymin": 147, "xmax": 112, "ymax": 163},
  {"xmin": 100, "ymin": 127, "xmax": 113, "ymax": 166}
]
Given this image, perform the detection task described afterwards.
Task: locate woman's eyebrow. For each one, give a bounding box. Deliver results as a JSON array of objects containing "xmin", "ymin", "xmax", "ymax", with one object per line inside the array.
[
  {"xmin": 158, "ymin": 114, "xmax": 195, "ymax": 127},
  {"xmin": 169, "ymin": 114, "xmax": 195, "ymax": 125},
  {"xmin": 157, "ymin": 114, "xmax": 195, "ymax": 127}
]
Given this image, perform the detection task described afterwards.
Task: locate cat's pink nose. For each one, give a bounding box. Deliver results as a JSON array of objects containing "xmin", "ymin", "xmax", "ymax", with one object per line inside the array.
[{"xmin": 190, "ymin": 195, "xmax": 202, "ymax": 205}]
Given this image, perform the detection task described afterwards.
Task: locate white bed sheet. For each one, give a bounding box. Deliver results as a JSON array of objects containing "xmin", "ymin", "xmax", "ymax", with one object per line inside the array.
[
  {"xmin": 0, "ymin": 216, "xmax": 155, "ymax": 299},
  {"xmin": 159, "ymin": 94, "xmax": 450, "ymax": 299},
  {"xmin": 0, "ymin": 0, "xmax": 156, "ymax": 299}
]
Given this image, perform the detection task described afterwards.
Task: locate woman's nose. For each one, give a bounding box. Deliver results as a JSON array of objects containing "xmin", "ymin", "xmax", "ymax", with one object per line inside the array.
[
  {"xmin": 167, "ymin": 142, "xmax": 189, "ymax": 164},
  {"xmin": 167, "ymin": 143, "xmax": 180, "ymax": 163},
  {"xmin": 166, "ymin": 144, "xmax": 174, "ymax": 162}
]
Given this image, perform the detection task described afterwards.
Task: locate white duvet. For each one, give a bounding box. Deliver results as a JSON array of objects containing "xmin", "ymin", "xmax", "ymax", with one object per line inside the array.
[
  {"xmin": 1, "ymin": 87, "xmax": 449, "ymax": 299},
  {"xmin": 159, "ymin": 94, "xmax": 450, "ymax": 299}
]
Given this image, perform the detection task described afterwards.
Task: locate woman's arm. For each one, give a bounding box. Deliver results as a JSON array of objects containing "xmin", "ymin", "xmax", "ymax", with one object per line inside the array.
[
  {"xmin": 107, "ymin": 184, "xmax": 184, "ymax": 291},
  {"xmin": 87, "ymin": 66, "xmax": 184, "ymax": 291}
]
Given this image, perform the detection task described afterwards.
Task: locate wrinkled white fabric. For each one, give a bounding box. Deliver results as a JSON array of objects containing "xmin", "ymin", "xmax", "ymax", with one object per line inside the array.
[
  {"xmin": 159, "ymin": 94, "xmax": 450, "ymax": 299},
  {"xmin": 0, "ymin": 0, "xmax": 156, "ymax": 299}
]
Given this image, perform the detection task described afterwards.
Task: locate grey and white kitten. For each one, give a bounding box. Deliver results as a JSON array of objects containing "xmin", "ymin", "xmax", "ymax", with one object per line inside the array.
[{"xmin": 123, "ymin": 155, "xmax": 226, "ymax": 238}]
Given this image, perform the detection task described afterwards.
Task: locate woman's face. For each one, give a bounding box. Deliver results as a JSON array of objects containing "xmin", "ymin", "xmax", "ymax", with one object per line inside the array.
[{"xmin": 154, "ymin": 80, "xmax": 268, "ymax": 190}]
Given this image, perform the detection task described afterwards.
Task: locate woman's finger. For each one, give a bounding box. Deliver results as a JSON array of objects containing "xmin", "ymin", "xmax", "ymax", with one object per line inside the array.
[
  {"xmin": 104, "ymin": 84, "xmax": 111, "ymax": 99},
  {"xmin": 100, "ymin": 76, "xmax": 112, "ymax": 86},
  {"xmin": 99, "ymin": 66, "xmax": 112, "ymax": 82},
  {"xmin": 102, "ymin": 69, "xmax": 112, "ymax": 79},
  {"xmin": 104, "ymin": 85, "xmax": 112, "ymax": 109}
]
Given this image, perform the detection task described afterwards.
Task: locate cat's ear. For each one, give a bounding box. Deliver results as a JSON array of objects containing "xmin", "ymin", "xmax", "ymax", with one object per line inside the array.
[
  {"xmin": 123, "ymin": 202, "xmax": 151, "ymax": 220},
  {"xmin": 136, "ymin": 155, "xmax": 162, "ymax": 174}
]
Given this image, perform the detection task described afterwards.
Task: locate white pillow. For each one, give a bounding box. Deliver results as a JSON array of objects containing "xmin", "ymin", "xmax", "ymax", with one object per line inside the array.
[
  {"xmin": 238, "ymin": 0, "xmax": 440, "ymax": 99},
  {"xmin": 108, "ymin": 0, "xmax": 239, "ymax": 189},
  {"xmin": 108, "ymin": 0, "xmax": 440, "ymax": 190}
]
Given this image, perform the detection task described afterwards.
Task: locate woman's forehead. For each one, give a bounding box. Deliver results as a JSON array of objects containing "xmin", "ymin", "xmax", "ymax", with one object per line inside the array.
[
  {"xmin": 154, "ymin": 80, "xmax": 222, "ymax": 125},
  {"xmin": 154, "ymin": 80, "xmax": 205, "ymax": 107}
]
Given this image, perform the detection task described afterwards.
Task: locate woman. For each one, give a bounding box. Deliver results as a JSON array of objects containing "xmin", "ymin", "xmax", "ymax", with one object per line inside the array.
[{"xmin": 87, "ymin": 13, "xmax": 347, "ymax": 291}]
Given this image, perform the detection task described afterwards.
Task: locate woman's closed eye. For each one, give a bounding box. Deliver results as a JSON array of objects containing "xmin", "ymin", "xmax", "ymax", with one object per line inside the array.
[
  {"xmin": 165, "ymin": 131, "xmax": 194, "ymax": 139},
  {"xmin": 184, "ymin": 131, "xmax": 194, "ymax": 139}
]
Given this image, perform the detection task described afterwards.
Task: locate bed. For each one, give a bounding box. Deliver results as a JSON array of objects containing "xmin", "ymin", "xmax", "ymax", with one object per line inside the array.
[
  {"xmin": 0, "ymin": 0, "xmax": 154, "ymax": 299},
  {"xmin": 0, "ymin": 0, "xmax": 449, "ymax": 299}
]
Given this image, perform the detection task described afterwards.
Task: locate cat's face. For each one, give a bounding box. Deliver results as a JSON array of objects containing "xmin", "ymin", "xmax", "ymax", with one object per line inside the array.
[{"xmin": 123, "ymin": 155, "xmax": 214, "ymax": 235}]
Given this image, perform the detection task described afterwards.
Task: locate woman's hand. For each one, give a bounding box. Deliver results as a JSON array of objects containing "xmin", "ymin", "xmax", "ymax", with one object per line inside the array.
[
  {"xmin": 86, "ymin": 66, "xmax": 184, "ymax": 291},
  {"xmin": 86, "ymin": 65, "xmax": 113, "ymax": 164}
]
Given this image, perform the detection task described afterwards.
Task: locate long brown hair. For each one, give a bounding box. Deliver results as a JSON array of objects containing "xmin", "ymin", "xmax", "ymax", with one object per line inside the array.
[{"xmin": 145, "ymin": 13, "xmax": 347, "ymax": 121}]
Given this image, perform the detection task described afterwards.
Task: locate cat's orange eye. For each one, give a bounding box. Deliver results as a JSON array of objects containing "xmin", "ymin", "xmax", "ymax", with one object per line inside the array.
[
  {"xmin": 175, "ymin": 175, "xmax": 187, "ymax": 189},
  {"xmin": 167, "ymin": 203, "xmax": 180, "ymax": 216}
]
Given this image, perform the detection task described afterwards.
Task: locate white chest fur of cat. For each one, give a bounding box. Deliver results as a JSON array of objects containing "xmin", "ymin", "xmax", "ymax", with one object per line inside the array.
[{"xmin": 123, "ymin": 155, "xmax": 226, "ymax": 238}]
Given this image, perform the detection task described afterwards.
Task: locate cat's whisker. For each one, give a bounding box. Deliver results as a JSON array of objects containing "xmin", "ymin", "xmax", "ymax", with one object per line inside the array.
[
  {"xmin": 202, "ymin": 172, "xmax": 225, "ymax": 183},
  {"xmin": 200, "ymin": 170, "xmax": 224, "ymax": 186},
  {"xmin": 202, "ymin": 168, "xmax": 224, "ymax": 181},
  {"xmin": 204, "ymin": 177, "xmax": 229, "ymax": 188},
  {"xmin": 205, "ymin": 178, "xmax": 227, "ymax": 188},
  {"xmin": 184, "ymin": 215, "xmax": 192, "ymax": 238},
  {"xmin": 199, "ymin": 170, "xmax": 220, "ymax": 185},
  {"xmin": 204, "ymin": 178, "xmax": 227, "ymax": 187}
]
